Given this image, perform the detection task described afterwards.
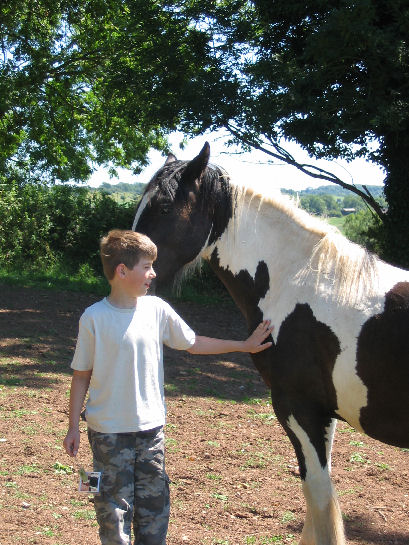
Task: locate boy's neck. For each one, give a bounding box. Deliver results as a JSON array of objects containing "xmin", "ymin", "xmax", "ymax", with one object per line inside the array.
[{"xmin": 107, "ymin": 288, "xmax": 139, "ymax": 309}]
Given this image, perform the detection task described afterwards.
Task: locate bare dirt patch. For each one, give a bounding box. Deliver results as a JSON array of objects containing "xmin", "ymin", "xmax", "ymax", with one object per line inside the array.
[{"xmin": 0, "ymin": 285, "xmax": 408, "ymax": 545}]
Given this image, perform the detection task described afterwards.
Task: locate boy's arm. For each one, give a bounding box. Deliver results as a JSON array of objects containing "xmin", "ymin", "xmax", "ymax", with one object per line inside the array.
[
  {"xmin": 63, "ymin": 370, "xmax": 92, "ymax": 457},
  {"xmin": 187, "ymin": 320, "xmax": 273, "ymax": 355}
]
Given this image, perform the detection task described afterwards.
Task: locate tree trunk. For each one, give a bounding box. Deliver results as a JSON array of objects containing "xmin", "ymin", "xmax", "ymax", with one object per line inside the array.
[{"xmin": 381, "ymin": 134, "xmax": 409, "ymax": 270}]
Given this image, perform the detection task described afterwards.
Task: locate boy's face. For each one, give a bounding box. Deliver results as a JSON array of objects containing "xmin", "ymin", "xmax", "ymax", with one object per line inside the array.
[{"xmin": 122, "ymin": 257, "xmax": 156, "ymax": 297}]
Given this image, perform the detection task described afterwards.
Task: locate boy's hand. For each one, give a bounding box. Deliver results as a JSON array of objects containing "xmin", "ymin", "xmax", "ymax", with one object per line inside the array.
[
  {"xmin": 244, "ymin": 320, "xmax": 274, "ymax": 353},
  {"xmin": 63, "ymin": 429, "xmax": 80, "ymax": 457}
]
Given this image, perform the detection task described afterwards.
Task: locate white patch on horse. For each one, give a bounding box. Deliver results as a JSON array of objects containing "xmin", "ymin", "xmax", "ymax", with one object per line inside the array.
[
  {"xmin": 287, "ymin": 415, "xmax": 334, "ymax": 510},
  {"xmin": 288, "ymin": 415, "xmax": 345, "ymax": 544},
  {"xmin": 132, "ymin": 191, "xmax": 155, "ymax": 231}
]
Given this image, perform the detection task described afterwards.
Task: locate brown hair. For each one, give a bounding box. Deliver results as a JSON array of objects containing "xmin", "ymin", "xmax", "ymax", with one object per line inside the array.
[{"xmin": 100, "ymin": 230, "xmax": 157, "ymax": 281}]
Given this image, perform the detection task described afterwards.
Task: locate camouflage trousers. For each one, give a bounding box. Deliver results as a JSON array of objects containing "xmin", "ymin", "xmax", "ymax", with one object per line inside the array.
[{"xmin": 88, "ymin": 426, "xmax": 170, "ymax": 545}]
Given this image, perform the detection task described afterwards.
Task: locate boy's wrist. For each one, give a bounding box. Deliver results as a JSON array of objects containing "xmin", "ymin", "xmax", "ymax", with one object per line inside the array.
[{"xmin": 68, "ymin": 425, "xmax": 80, "ymax": 432}]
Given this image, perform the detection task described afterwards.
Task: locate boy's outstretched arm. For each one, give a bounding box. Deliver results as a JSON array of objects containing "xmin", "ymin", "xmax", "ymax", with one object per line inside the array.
[
  {"xmin": 187, "ymin": 320, "xmax": 273, "ymax": 355},
  {"xmin": 63, "ymin": 370, "xmax": 92, "ymax": 457}
]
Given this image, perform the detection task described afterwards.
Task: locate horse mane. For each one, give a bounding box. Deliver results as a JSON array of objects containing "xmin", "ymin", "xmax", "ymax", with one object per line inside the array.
[
  {"xmin": 231, "ymin": 181, "xmax": 380, "ymax": 306},
  {"xmin": 298, "ymin": 231, "xmax": 379, "ymax": 305},
  {"xmin": 201, "ymin": 163, "xmax": 236, "ymax": 244}
]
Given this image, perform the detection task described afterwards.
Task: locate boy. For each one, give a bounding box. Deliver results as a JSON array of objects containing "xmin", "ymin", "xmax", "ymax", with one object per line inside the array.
[{"xmin": 63, "ymin": 229, "xmax": 272, "ymax": 545}]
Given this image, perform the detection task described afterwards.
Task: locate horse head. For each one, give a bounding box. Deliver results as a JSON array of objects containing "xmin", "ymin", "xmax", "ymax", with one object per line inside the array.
[{"xmin": 133, "ymin": 142, "xmax": 234, "ymax": 286}]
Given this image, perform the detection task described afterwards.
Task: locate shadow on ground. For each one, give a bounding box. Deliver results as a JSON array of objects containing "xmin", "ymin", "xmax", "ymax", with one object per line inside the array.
[{"xmin": 0, "ymin": 284, "xmax": 269, "ymax": 400}]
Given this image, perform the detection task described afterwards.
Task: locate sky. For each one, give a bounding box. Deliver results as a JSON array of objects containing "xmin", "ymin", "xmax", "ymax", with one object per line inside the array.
[{"xmin": 88, "ymin": 130, "xmax": 385, "ymax": 192}]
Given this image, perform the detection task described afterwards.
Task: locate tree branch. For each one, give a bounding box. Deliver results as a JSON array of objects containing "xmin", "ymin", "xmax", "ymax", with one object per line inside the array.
[{"xmin": 226, "ymin": 123, "xmax": 385, "ymax": 220}]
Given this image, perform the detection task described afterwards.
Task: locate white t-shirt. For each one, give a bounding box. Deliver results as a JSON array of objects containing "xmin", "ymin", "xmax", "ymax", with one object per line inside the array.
[{"xmin": 71, "ymin": 296, "xmax": 196, "ymax": 433}]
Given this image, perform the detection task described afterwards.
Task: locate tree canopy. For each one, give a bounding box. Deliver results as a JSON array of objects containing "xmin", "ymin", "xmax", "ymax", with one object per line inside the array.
[{"xmin": 0, "ymin": 0, "xmax": 227, "ymax": 183}]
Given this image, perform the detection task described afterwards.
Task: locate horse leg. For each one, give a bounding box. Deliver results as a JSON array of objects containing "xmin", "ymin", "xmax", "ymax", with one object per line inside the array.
[{"xmin": 286, "ymin": 415, "xmax": 345, "ymax": 545}]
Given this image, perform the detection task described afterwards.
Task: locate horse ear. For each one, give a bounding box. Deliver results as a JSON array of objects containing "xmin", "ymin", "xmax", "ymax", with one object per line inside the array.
[
  {"xmin": 164, "ymin": 153, "xmax": 177, "ymax": 165},
  {"xmin": 181, "ymin": 142, "xmax": 210, "ymax": 185}
]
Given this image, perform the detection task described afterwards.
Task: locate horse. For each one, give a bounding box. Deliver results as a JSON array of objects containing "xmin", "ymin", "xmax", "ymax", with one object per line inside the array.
[{"xmin": 132, "ymin": 142, "xmax": 409, "ymax": 545}]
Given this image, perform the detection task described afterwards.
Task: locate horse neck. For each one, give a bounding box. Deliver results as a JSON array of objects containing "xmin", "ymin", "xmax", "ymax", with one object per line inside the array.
[{"xmin": 202, "ymin": 188, "xmax": 321, "ymax": 328}]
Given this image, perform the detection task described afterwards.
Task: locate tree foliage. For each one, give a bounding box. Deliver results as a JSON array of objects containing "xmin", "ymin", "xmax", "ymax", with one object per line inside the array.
[
  {"xmin": 0, "ymin": 181, "xmax": 137, "ymax": 271},
  {"xmin": 344, "ymin": 209, "xmax": 384, "ymax": 255},
  {"xmin": 0, "ymin": 0, "xmax": 224, "ymax": 183}
]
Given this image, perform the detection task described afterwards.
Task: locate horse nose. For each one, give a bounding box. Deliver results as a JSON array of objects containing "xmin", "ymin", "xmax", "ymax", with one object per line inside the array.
[{"xmin": 149, "ymin": 278, "xmax": 157, "ymax": 295}]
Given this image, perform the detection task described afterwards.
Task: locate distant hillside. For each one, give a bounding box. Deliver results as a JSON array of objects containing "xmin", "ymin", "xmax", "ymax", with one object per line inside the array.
[
  {"xmin": 281, "ymin": 184, "xmax": 384, "ymax": 199},
  {"xmin": 88, "ymin": 181, "xmax": 146, "ymax": 197}
]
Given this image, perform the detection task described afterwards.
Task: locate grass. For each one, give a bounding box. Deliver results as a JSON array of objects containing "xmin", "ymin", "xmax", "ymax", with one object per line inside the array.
[
  {"xmin": 73, "ymin": 509, "xmax": 96, "ymax": 520},
  {"xmin": 206, "ymin": 473, "xmax": 222, "ymax": 481},
  {"xmin": 327, "ymin": 216, "xmax": 347, "ymax": 233},
  {"xmin": 0, "ymin": 263, "xmax": 110, "ymax": 296},
  {"xmin": 349, "ymin": 452, "xmax": 368, "ymax": 464},
  {"xmin": 0, "ymin": 259, "xmax": 231, "ymax": 305},
  {"xmin": 243, "ymin": 535, "xmax": 296, "ymax": 544},
  {"xmin": 53, "ymin": 462, "xmax": 74, "ymax": 475}
]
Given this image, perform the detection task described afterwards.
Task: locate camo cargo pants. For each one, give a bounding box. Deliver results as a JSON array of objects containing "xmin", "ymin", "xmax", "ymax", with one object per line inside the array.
[{"xmin": 88, "ymin": 426, "xmax": 170, "ymax": 545}]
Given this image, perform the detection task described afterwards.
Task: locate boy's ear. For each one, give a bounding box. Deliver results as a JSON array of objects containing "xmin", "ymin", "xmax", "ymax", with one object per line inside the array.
[{"xmin": 115, "ymin": 263, "xmax": 127, "ymax": 278}]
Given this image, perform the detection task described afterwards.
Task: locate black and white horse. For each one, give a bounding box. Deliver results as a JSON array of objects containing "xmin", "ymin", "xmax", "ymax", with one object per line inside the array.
[{"xmin": 133, "ymin": 142, "xmax": 409, "ymax": 545}]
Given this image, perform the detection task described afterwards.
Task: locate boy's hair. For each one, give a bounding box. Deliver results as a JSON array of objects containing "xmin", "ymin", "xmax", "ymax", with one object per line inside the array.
[{"xmin": 100, "ymin": 230, "xmax": 157, "ymax": 280}]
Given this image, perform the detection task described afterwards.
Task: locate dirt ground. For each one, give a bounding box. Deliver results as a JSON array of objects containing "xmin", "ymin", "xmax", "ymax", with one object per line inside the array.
[{"xmin": 0, "ymin": 285, "xmax": 408, "ymax": 545}]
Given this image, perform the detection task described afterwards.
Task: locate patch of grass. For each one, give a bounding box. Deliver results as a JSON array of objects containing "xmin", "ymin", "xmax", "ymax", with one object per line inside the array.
[
  {"xmin": 0, "ymin": 375, "xmax": 23, "ymax": 386},
  {"xmin": 164, "ymin": 383, "xmax": 179, "ymax": 394},
  {"xmin": 0, "ymin": 264, "xmax": 109, "ymax": 296},
  {"xmin": 242, "ymin": 396, "xmax": 272, "ymax": 406},
  {"xmin": 21, "ymin": 424, "xmax": 40, "ymax": 436},
  {"xmin": 244, "ymin": 534, "xmax": 296, "ymax": 544},
  {"xmin": 327, "ymin": 216, "xmax": 346, "ymax": 233},
  {"xmin": 349, "ymin": 440, "xmax": 364, "ymax": 447},
  {"xmin": 349, "ymin": 452, "xmax": 368, "ymax": 464},
  {"xmin": 338, "ymin": 487, "xmax": 362, "ymax": 497},
  {"xmin": 206, "ymin": 473, "xmax": 222, "ymax": 481},
  {"xmin": 240, "ymin": 454, "xmax": 267, "ymax": 469},
  {"xmin": 212, "ymin": 492, "xmax": 228, "ymax": 502},
  {"xmin": 35, "ymin": 526, "xmax": 58, "ymax": 537},
  {"xmin": 73, "ymin": 510, "xmax": 96, "ymax": 520},
  {"xmin": 281, "ymin": 511, "xmax": 296, "ymax": 523},
  {"xmin": 0, "ymin": 256, "xmax": 233, "ymax": 305},
  {"xmin": 17, "ymin": 464, "xmax": 40, "ymax": 475},
  {"xmin": 4, "ymin": 409, "xmax": 39, "ymax": 419},
  {"xmin": 165, "ymin": 437, "xmax": 179, "ymax": 453},
  {"xmin": 195, "ymin": 408, "xmax": 215, "ymax": 416},
  {"xmin": 375, "ymin": 462, "xmax": 392, "ymax": 470},
  {"xmin": 338, "ymin": 425, "xmax": 356, "ymax": 434},
  {"xmin": 53, "ymin": 462, "xmax": 73, "ymax": 475},
  {"xmin": 246, "ymin": 408, "xmax": 276, "ymax": 423},
  {"xmin": 70, "ymin": 499, "xmax": 87, "ymax": 507}
]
